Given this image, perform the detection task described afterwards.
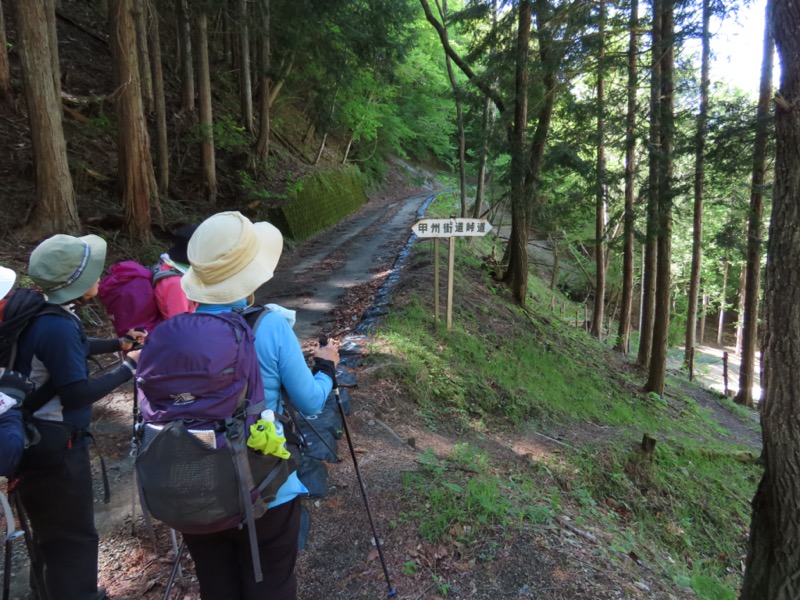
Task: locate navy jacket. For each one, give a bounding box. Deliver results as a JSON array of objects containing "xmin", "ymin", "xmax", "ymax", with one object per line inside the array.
[{"xmin": 0, "ymin": 408, "xmax": 24, "ymax": 477}]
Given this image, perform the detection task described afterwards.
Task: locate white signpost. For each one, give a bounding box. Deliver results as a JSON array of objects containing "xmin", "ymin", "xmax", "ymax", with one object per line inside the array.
[{"xmin": 411, "ymin": 218, "xmax": 493, "ymax": 331}]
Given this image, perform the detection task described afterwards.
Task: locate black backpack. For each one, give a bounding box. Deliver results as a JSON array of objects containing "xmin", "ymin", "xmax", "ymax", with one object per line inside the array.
[
  {"xmin": 0, "ymin": 289, "xmax": 104, "ymax": 481},
  {"xmin": 0, "ymin": 289, "xmax": 68, "ymax": 413}
]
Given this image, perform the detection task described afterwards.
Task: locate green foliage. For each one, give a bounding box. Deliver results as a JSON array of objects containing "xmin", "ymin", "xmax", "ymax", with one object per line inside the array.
[
  {"xmin": 669, "ymin": 294, "xmax": 689, "ymax": 347},
  {"xmin": 267, "ymin": 166, "xmax": 367, "ymax": 241},
  {"xmin": 432, "ymin": 574, "xmax": 451, "ymax": 596},
  {"xmin": 379, "ymin": 281, "xmax": 671, "ymax": 429},
  {"xmin": 402, "ymin": 561, "xmax": 417, "ymax": 576},
  {"xmin": 375, "ymin": 194, "xmax": 760, "ymax": 593},
  {"xmin": 402, "ymin": 447, "xmax": 552, "ymax": 545},
  {"xmin": 271, "ymin": 0, "xmax": 455, "ymax": 164},
  {"xmin": 212, "ymin": 115, "xmax": 250, "ymax": 151},
  {"xmin": 690, "ymin": 575, "xmax": 736, "ymax": 600},
  {"xmin": 86, "ymin": 111, "xmax": 116, "ymax": 136},
  {"xmin": 238, "ymin": 171, "xmax": 272, "ymax": 202},
  {"xmin": 187, "ymin": 114, "xmax": 250, "ymax": 151},
  {"xmin": 569, "ymin": 440, "xmax": 757, "ymax": 576}
]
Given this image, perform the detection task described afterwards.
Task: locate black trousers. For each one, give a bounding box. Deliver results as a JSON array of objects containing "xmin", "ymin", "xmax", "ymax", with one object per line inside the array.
[
  {"xmin": 18, "ymin": 443, "xmax": 101, "ymax": 600},
  {"xmin": 183, "ymin": 497, "xmax": 301, "ymax": 600}
]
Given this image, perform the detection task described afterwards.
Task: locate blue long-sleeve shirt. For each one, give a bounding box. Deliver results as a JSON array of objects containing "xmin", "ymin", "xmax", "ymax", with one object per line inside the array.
[{"xmin": 195, "ymin": 301, "xmax": 333, "ymax": 507}]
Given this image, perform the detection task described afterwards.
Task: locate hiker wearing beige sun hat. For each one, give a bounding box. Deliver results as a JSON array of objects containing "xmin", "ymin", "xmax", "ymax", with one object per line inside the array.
[
  {"xmin": 181, "ymin": 210, "xmax": 284, "ymax": 304},
  {"xmin": 10, "ymin": 233, "xmax": 146, "ymax": 600},
  {"xmin": 175, "ymin": 211, "xmax": 338, "ymax": 600}
]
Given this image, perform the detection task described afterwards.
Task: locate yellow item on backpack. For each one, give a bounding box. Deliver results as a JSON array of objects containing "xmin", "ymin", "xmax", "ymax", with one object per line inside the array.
[{"xmin": 247, "ymin": 420, "xmax": 291, "ymax": 459}]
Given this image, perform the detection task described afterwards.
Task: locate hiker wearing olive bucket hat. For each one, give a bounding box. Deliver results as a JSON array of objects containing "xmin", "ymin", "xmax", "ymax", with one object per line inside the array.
[
  {"xmin": 178, "ymin": 212, "xmax": 339, "ymax": 600},
  {"xmin": 11, "ymin": 234, "xmax": 146, "ymax": 600}
]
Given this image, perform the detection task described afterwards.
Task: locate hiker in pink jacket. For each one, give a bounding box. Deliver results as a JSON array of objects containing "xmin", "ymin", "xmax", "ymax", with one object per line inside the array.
[
  {"xmin": 98, "ymin": 225, "xmax": 198, "ymax": 336},
  {"xmin": 154, "ymin": 224, "xmax": 198, "ymax": 319}
]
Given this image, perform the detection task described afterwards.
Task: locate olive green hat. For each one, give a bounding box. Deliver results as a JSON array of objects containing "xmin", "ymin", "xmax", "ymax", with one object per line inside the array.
[{"xmin": 29, "ymin": 234, "xmax": 107, "ymax": 305}]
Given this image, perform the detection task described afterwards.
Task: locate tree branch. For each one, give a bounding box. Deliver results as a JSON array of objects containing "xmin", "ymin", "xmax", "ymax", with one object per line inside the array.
[{"xmin": 418, "ymin": 0, "xmax": 506, "ymax": 114}]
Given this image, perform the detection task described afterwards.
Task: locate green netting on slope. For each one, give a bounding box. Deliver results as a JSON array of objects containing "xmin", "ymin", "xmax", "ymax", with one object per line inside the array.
[{"xmin": 268, "ymin": 166, "xmax": 368, "ymax": 241}]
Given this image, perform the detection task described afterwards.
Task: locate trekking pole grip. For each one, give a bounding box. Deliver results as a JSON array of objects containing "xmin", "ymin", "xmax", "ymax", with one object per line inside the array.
[{"xmin": 318, "ymin": 337, "xmax": 338, "ymax": 389}]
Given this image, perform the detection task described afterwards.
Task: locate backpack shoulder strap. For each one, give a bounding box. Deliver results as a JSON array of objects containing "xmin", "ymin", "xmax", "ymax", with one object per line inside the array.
[
  {"xmin": 20, "ymin": 380, "xmax": 58, "ymax": 416},
  {"xmin": 231, "ymin": 306, "xmax": 306, "ymax": 441},
  {"xmin": 237, "ymin": 304, "xmax": 270, "ymax": 334},
  {"xmin": 0, "ymin": 290, "xmax": 71, "ymax": 369},
  {"xmin": 150, "ymin": 261, "xmax": 183, "ymax": 285}
]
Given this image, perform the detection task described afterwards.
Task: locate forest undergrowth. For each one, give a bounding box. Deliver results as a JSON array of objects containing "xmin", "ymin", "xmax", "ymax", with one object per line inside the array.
[{"xmin": 359, "ymin": 194, "xmax": 762, "ymax": 599}]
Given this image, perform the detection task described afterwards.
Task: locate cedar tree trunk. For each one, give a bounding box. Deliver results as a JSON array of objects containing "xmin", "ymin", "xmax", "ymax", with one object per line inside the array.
[
  {"xmin": 0, "ymin": 2, "xmax": 11, "ymax": 101},
  {"xmin": 503, "ymin": 0, "xmax": 532, "ymax": 306},
  {"xmin": 16, "ymin": 0, "xmax": 79, "ymax": 237},
  {"xmin": 736, "ymin": 0, "xmax": 774, "ymax": 407},
  {"xmin": 684, "ymin": 0, "xmax": 710, "ymax": 366},
  {"xmin": 616, "ymin": 0, "xmax": 639, "ymax": 353},
  {"xmin": 591, "ymin": 0, "xmax": 607, "ymax": 338},
  {"xmin": 109, "ymin": 0, "xmax": 156, "ymax": 241},
  {"xmin": 646, "ymin": 0, "xmax": 675, "ymax": 396},
  {"xmin": 637, "ymin": 0, "xmax": 662, "ymax": 368},
  {"xmin": 195, "ymin": 11, "xmax": 217, "ymax": 205},
  {"xmin": 149, "ymin": 0, "xmax": 169, "ymax": 192},
  {"xmin": 740, "ymin": 1, "xmax": 800, "ymax": 596}
]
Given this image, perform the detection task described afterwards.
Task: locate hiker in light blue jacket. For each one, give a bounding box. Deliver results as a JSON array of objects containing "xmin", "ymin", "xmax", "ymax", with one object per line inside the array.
[{"xmin": 180, "ymin": 211, "xmax": 339, "ymax": 600}]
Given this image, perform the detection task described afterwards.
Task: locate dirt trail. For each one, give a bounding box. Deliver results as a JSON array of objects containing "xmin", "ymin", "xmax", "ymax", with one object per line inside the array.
[
  {"xmin": 258, "ymin": 192, "xmax": 432, "ymax": 342},
  {"xmin": 1, "ymin": 188, "xmax": 434, "ymax": 599}
]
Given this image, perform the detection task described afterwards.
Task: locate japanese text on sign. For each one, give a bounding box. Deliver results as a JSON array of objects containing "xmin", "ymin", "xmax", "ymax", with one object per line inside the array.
[{"xmin": 412, "ymin": 218, "xmax": 493, "ymax": 238}]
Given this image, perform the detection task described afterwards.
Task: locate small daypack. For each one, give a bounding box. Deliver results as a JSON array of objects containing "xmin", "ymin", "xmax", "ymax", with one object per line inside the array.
[
  {"xmin": 97, "ymin": 261, "xmax": 181, "ymax": 337},
  {"xmin": 0, "ymin": 289, "xmax": 66, "ymax": 370},
  {"xmin": 134, "ymin": 309, "xmax": 300, "ymax": 582}
]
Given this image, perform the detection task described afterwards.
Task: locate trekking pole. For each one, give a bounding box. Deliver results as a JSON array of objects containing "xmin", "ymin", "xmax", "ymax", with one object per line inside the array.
[
  {"xmin": 161, "ymin": 540, "xmax": 186, "ymax": 600},
  {"xmin": 169, "ymin": 529, "xmax": 184, "ymax": 584},
  {"xmin": 3, "ymin": 535, "xmax": 11, "ymax": 600},
  {"xmin": 319, "ymin": 338, "xmax": 396, "ymax": 597},
  {"xmin": 126, "ymin": 335, "xmax": 158, "ymax": 552},
  {"xmin": 2, "ymin": 490, "xmax": 22, "ymax": 600},
  {"xmin": 130, "ymin": 359, "xmax": 140, "ymax": 536},
  {"xmin": 9, "ymin": 488, "xmax": 49, "ymax": 600}
]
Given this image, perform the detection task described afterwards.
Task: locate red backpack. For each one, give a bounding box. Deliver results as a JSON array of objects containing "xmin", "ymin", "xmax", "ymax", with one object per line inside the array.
[{"xmin": 98, "ymin": 261, "xmax": 180, "ymax": 336}]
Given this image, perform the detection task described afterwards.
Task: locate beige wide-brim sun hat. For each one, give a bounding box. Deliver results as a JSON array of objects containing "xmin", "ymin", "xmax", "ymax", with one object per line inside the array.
[
  {"xmin": 29, "ymin": 234, "xmax": 107, "ymax": 305},
  {"xmin": 0, "ymin": 266, "xmax": 16, "ymax": 299},
  {"xmin": 181, "ymin": 211, "xmax": 283, "ymax": 304}
]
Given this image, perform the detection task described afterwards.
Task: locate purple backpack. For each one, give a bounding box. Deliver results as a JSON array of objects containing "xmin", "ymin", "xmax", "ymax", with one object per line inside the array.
[
  {"xmin": 97, "ymin": 261, "xmax": 181, "ymax": 337},
  {"xmin": 134, "ymin": 310, "xmax": 297, "ymax": 583}
]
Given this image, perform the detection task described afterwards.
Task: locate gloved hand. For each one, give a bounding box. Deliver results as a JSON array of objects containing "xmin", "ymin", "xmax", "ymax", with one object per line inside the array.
[
  {"xmin": 121, "ymin": 328, "xmax": 148, "ymax": 351},
  {"xmin": 0, "ymin": 367, "xmax": 34, "ymax": 406}
]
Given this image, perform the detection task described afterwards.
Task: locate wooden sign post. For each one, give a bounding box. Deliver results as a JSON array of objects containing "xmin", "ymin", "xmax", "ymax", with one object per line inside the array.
[
  {"xmin": 433, "ymin": 238, "xmax": 440, "ymax": 323},
  {"xmin": 412, "ymin": 217, "xmax": 493, "ymax": 331}
]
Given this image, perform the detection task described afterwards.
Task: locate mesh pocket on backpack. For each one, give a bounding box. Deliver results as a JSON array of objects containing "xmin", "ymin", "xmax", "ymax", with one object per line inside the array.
[{"xmin": 136, "ymin": 421, "xmax": 243, "ymax": 533}]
